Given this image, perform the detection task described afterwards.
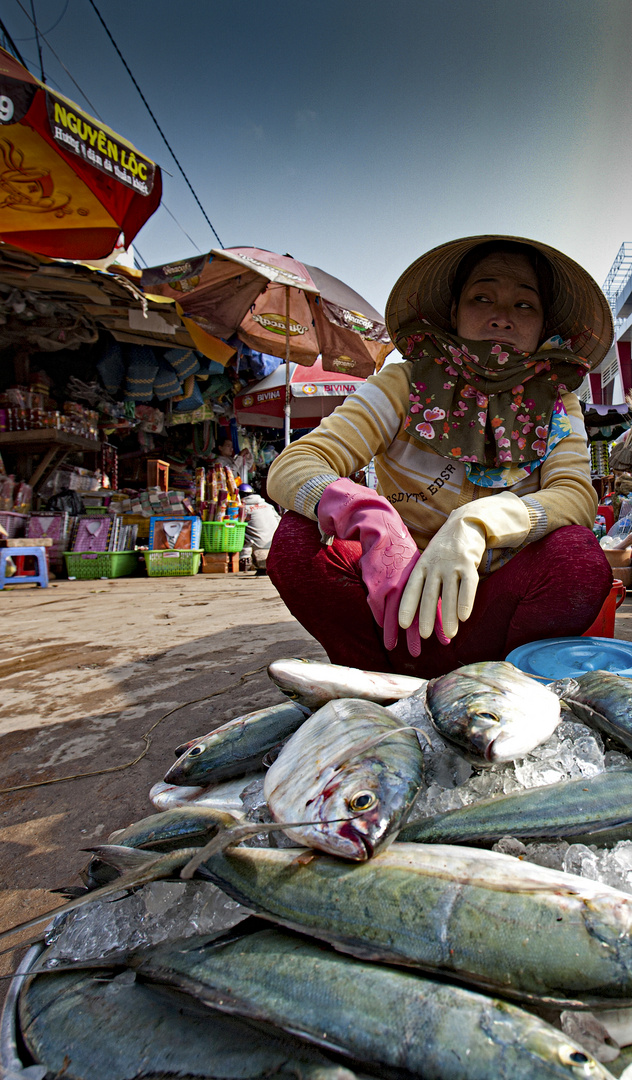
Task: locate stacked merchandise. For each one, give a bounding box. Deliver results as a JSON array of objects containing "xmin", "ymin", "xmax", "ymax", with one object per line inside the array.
[
  {"xmin": 0, "ymin": 471, "xmax": 32, "ymax": 537},
  {"xmin": 590, "ymin": 441, "xmax": 611, "ymax": 479},
  {"xmin": 144, "ymin": 514, "xmax": 203, "ymax": 577},
  {"xmin": 197, "ymin": 464, "xmax": 247, "ymax": 573},
  {"xmin": 27, "ymin": 512, "xmax": 73, "ymax": 577},
  {"xmin": 116, "ymin": 488, "xmax": 196, "ymax": 518},
  {"xmin": 0, "ymin": 385, "xmax": 99, "ymax": 440},
  {"xmin": 64, "ymin": 514, "xmax": 139, "ymax": 581}
]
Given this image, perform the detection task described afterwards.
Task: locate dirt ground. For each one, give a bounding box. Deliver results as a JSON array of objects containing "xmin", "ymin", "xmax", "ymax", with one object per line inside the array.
[
  {"xmin": 0, "ymin": 569, "xmax": 328, "ymax": 1002},
  {"xmin": 2, "ymin": 570, "xmax": 632, "ymax": 1011}
]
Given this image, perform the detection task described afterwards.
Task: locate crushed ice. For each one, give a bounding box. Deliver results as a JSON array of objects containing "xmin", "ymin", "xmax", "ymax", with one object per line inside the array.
[{"xmin": 41, "ymin": 880, "xmax": 251, "ymax": 967}]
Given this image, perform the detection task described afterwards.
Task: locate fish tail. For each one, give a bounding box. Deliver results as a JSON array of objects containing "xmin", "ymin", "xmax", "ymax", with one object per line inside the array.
[{"xmin": 0, "ymin": 846, "xmax": 203, "ymax": 947}]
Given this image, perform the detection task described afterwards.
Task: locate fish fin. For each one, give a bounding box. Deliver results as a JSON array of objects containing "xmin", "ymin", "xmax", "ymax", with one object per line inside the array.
[
  {"xmin": 48, "ymin": 886, "xmax": 89, "ymax": 899},
  {"xmin": 262, "ymin": 742, "xmax": 285, "ymax": 768},
  {"xmin": 295, "ymin": 850, "xmax": 318, "ymax": 865},
  {"xmin": 180, "ymin": 815, "xmax": 352, "ymax": 879},
  {"xmin": 0, "ymin": 846, "xmax": 203, "ymax": 947},
  {"xmin": 83, "ymin": 844, "xmax": 165, "ymax": 873}
]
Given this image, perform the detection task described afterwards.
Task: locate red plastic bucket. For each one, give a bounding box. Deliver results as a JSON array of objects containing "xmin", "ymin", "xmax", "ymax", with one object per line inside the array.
[{"xmin": 582, "ymin": 578, "xmax": 626, "ymax": 638}]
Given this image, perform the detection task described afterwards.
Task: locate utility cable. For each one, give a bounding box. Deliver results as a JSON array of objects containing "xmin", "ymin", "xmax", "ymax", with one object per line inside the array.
[
  {"xmin": 12, "ymin": 0, "xmax": 103, "ymax": 117},
  {"xmin": 29, "ymin": 0, "xmax": 44, "ymax": 81},
  {"xmin": 11, "ymin": 0, "xmax": 69, "ymax": 39},
  {"xmin": 7, "ymin": 1, "xmax": 209, "ymax": 260},
  {"xmin": 0, "ymin": 664, "xmax": 268, "ymax": 794},
  {"xmin": 161, "ymin": 202, "xmax": 203, "ymax": 254},
  {"xmin": 86, "ymin": 0, "xmax": 224, "ymax": 248},
  {"xmin": 0, "ymin": 15, "xmax": 28, "ymax": 66}
]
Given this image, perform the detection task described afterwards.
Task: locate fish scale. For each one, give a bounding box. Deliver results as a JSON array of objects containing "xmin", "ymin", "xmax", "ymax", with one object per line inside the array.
[
  {"xmin": 198, "ymin": 842, "xmax": 632, "ymax": 1008},
  {"xmin": 128, "ymin": 926, "xmax": 614, "ymax": 1080},
  {"xmin": 427, "ymin": 661, "xmax": 562, "ymax": 765},
  {"xmin": 399, "ymin": 768, "xmax": 632, "ymax": 846},
  {"xmin": 553, "ymin": 671, "xmax": 632, "ymax": 752},
  {"xmin": 263, "ymin": 698, "xmax": 424, "ymax": 860}
]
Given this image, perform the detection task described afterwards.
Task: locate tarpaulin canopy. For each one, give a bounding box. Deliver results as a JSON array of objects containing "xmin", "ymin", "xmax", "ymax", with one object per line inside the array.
[
  {"xmin": 233, "ymin": 355, "xmax": 366, "ymax": 430},
  {"xmin": 0, "ymin": 47, "xmax": 162, "ymax": 260}
]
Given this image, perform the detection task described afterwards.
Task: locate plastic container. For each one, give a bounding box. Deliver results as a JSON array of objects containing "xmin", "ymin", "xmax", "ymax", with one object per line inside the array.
[
  {"xmin": 0, "ymin": 943, "xmax": 44, "ymax": 1077},
  {"xmin": 148, "ymin": 515, "xmax": 201, "ymax": 551},
  {"xmin": 506, "ymin": 636, "xmax": 632, "ymax": 680},
  {"xmin": 582, "ymin": 579, "xmax": 626, "ymax": 637},
  {"xmin": 201, "ymin": 521, "xmax": 246, "ymax": 553},
  {"xmin": 63, "ymin": 550, "xmax": 139, "ymax": 580},
  {"xmin": 0, "ymin": 511, "xmax": 27, "ymax": 538},
  {"xmin": 144, "ymin": 549, "xmax": 203, "ymax": 576}
]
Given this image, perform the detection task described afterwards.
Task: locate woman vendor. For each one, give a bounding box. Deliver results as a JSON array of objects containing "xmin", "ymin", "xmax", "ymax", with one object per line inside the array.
[{"xmin": 266, "ymin": 234, "xmax": 614, "ymax": 678}]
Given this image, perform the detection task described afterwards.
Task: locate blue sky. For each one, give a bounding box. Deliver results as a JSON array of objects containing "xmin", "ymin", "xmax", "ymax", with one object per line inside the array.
[{"xmin": 4, "ymin": 0, "xmax": 632, "ymax": 315}]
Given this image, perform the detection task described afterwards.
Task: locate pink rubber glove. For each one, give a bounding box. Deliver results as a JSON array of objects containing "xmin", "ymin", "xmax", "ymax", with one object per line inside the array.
[{"xmin": 317, "ymin": 478, "xmax": 422, "ymax": 656}]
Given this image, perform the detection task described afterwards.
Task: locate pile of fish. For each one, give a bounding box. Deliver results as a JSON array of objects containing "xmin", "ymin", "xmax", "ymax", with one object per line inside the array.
[{"xmin": 9, "ymin": 657, "xmax": 632, "ymax": 1079}]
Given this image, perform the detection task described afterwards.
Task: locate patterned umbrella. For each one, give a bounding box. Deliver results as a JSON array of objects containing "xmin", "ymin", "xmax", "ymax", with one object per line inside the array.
[
  {"xmin": 0, "ymin": 47, "xmax": 162, "ymax": 260},
  {"xmin": 142, "ymin": 246, "xmax": 392, "ymax": 444}
]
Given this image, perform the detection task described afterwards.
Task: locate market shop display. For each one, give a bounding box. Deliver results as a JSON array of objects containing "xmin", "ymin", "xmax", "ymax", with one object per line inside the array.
[{"xmin": 9, "ymin": 660, "xmax": 632, "ymax": 1077}]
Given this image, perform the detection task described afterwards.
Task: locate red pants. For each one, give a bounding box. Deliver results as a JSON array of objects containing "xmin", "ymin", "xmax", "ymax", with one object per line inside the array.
[{"xmin": 267, "ymin": 512, "xmax": 613, "ymax": 679}]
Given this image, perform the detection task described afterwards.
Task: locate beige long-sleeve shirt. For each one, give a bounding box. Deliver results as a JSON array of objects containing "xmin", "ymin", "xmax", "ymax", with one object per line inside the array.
[{"xmin": 267, "ymin": 359, "xmax": 598, "ymax": 574}]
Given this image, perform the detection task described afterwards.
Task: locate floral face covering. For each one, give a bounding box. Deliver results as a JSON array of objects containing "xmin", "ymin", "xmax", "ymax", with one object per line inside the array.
[{"xmin": 397, "ymin": 322, "xmax": 591, "ymax": 487}]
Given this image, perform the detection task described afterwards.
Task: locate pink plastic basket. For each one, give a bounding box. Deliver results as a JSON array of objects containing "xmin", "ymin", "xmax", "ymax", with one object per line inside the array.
[{"xmin": 0, "ymin": 511, "xmax": 27, "ymax": 538}]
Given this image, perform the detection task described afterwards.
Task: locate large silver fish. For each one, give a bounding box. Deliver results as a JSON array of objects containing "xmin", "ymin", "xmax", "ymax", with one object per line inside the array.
[
  {"xmin": 8, "ymin": 839, "xmax": 632, "ymax": 1013},
  {"xmin": 19, "ymin": 962, "xmax": 362, "ymax": 1080},
  {"xmin": 552, "ymin": 671, "xmax": 632, "ymax": 751},
  {"xmin": 267, "ymin": 657, "xmax": 424, "ymax": 710},
  {"xmin": 165, "ymin": 700, "xmax": 310, "ymax": 786},
  {"xmin": 426, "ymin": 661, "xmax": 561, "ymax": 765},
  {"xmin": 131, "ymin": 926, "xmax": 614, "ymax": 1080},
  {"xmin": 197, "ymin": 842, "xmax": 632, "ymax": 1008},
  {"xmin": 263, "ymin": 698, "xmax": 424, "ymax": 860},
  {"xmin": 149, "ymin": 775, "xmax": 263, "ymax": 814},
  {"xmin": 399, "ymin": 768, "xmax": 632, "ymax": 846}
]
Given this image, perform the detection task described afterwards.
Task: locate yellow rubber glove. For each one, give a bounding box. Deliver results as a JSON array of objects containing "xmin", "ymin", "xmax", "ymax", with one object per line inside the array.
[{"xmin": 398, "ymin": 491, "xmax": 532, "ymax": 641}]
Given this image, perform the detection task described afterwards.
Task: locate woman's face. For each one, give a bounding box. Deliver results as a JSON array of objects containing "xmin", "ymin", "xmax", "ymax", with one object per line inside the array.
[{"xmin": 451, "ymin": 252, "xmax": 545, "ymax": 353}]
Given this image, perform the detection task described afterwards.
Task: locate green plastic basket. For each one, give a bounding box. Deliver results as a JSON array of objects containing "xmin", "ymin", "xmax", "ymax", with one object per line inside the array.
[
  {"xmin": 64, "ymin": 550, "xmax": 139, "ymax": 580},
  {"xmin": 201, "ymin": 521, "xmax": 246, "ymax": 553},
  {"xmin": 144, "ymin": 548, "xmax": 203, "ymax": 576}
]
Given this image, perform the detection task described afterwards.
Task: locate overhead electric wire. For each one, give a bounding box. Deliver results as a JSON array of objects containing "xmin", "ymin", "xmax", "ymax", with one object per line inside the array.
[
  {"xmin": 7, "ymin": 0, "xmax": 208, "ymax": 260},
  {"xmin": 29, "ymin": 0, "xmax": 45, "ymax": 81},
  {"xmin": 161, "ymin": 203, "xmax": 203, "ymax": 254},
  {"xmin": 12, "ymin": 0, "xmax": 103, "ymax": 117},
  {"xmin": 87, "ymin": 0, "xmax": 224, "ymax": 248},
  {"xmin": 0, "ymin": 15, "xmax": 28, "ymax": 65}
]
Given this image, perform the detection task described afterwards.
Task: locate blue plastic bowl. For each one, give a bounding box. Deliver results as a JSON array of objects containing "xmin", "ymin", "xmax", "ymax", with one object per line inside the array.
[{"xmin": 505, "ymin": 636, "xmax": 632, "ymax": 681}]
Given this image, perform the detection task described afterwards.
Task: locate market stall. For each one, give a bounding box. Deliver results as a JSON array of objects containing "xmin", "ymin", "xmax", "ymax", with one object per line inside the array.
[{"xmin": 0, "ymin": 242, "xmax": 372, "ymax": 582}]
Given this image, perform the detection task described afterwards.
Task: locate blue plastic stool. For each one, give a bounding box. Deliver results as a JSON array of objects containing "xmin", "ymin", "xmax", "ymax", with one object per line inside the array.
[{"xmin": 0, "ymin": 546, "xmax": 49, "ymax": 589}]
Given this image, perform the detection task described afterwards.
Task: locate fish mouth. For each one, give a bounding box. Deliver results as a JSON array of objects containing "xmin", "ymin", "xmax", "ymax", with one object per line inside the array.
[
  {"xmin": 335, "ymin": 820, "xmax": 374, "ymax": 861},
  {"xmin": 164, "ymin": 763, "xmax": 187, "ymax": 785}
]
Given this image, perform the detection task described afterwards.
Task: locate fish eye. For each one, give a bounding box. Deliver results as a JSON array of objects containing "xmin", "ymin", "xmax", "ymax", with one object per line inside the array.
[
  {"xmin": 188, "ymin": 745, "xmax": 204, "ymax": 757},
  {"xmin": 474, "ymin": 711, "xmax": 500, "ymax": 723},
  {"xmin": 348, "ymin": 791, "xmax": 377, "ymax": 812},
  {"xmin": 557, "ymin": 1044, "xmax": 596, "ymax": 1073}
]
